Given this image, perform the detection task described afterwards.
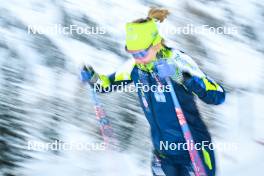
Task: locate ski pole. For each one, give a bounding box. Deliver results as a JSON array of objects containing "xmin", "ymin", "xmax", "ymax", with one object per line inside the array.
[
  {"xmin": 81, "ymin": 69, "xmax": 114, "ymax": 147},
  {"xmin": 88, "ymin": 84, "xmax": 114, "ymax": 146},
  {"xmin": 153, "ymin": 60, "xmax": 207, "ymax": 176},
  {"xmin": 165, "ymin": 77, "xmax": 207, "ymax": 176}
]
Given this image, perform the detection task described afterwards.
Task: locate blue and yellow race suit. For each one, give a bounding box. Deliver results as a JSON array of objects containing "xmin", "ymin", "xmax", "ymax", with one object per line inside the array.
[{"xmin": 94, "ymin": 47, "xmax": 225, "ymax": 176}]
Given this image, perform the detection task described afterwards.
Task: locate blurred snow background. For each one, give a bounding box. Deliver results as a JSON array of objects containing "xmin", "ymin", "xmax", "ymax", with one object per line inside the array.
[{"xmin": 0, "ymin": 0, "xmax": 263, "ymax": 176}]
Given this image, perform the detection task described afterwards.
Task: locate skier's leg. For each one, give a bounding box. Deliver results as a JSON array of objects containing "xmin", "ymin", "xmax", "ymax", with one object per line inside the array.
[
  {"xmin": 173, "ymin": 148, "xmax": 216, "ymax": 176},
  {"xmin": 160, "ymin": 162, "xmax": 193, "ymax": 176},
  {"xmin": 152, "ymin": 152, "xmax": 180, "ymax": 176},
  {"xmin": 151, "ymin": 153, "xmax": 166, "ymax": 176},
  {"xmin": 179, "ymin": 163, "xmax": 194, "ymax": 176},
  {"xmin": 200, "ymin": 147, "xmax": 216, "ymax": 176},
  {"xmin": 160, "ymin": 163, "xmax": 179, "ymax": 176},
  {"xmin": 152, "ymin": 151, "xmax": 196, "ymax": 176}
]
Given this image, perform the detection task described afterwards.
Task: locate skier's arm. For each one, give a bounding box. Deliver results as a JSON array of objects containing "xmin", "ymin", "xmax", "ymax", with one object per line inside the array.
[
  {"xmin": 81, "ymin": 60, "xmax": 135, "ymax": 93},
  {"xmin": 183, "ymin": 75, "xmax": 225, "ymax": 105},
  {"xmin": 172, "ymin": 51, "xmax": 225, "ymax": 105},
  {"xmin": 93, "ymin": 72, "xmax": 133, "ymax": 93}
]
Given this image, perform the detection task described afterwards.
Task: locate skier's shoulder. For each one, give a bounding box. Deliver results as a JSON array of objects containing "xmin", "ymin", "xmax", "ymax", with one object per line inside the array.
[
  {"xmin": 169, "ymin": 48, "xmax": 206, "ymax": 78},
  {"xmin": 161, "ymin": 41, "xmax": 198, "ymax": 66},
  {"xmin": 172, "ymin": 49, "xmax": 198, "ymax": 67}
]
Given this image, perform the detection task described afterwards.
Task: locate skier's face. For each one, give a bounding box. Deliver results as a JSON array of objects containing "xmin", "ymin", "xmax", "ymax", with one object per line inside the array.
[{"xmin": 133, "ymin": 44, "xmax": 162, "ymax": 64}]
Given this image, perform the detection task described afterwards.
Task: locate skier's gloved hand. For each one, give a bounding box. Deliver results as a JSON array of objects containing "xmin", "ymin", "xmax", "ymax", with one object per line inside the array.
[
  {"xmin": 81, "ymin": 65, "xmax": 99, "ymax": 84},
  {"xmin": 154, "ymin": 59, "xmax": 187, "ymax": 84},
  {"xmin": 154, "ymin": 60, "xmax": 175, "ymax": 78}
]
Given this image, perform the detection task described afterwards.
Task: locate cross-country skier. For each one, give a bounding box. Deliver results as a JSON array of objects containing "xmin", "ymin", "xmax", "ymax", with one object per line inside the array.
[{"xmin": 81, "ymin": 7, "xmax": 225, "ymax": 176}]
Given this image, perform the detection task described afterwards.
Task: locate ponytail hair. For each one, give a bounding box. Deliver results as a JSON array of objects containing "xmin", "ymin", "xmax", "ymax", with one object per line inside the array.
[
  {"xmin": 132, "ymin": 7, "xmax": 170, "ymax": 23},
  {"xmin": 148, "ymin": 7, "xmax": 170, "ymax": 22}
]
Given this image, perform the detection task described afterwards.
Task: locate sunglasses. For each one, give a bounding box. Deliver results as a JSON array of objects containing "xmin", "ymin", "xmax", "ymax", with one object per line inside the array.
[{"xmin": 126, "ymin": 46, "xmax": 150, "ymax": 60}]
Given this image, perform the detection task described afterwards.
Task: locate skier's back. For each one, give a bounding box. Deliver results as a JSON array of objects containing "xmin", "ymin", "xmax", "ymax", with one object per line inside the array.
[{"xmin": 81, "ymin": 7, "xmax": 225, "ymax": 176}]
